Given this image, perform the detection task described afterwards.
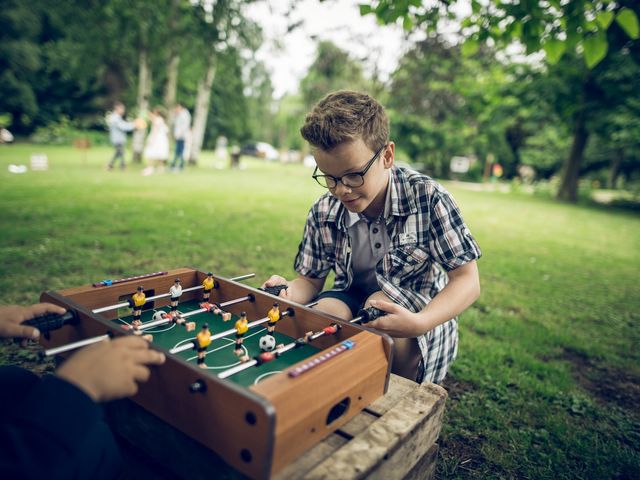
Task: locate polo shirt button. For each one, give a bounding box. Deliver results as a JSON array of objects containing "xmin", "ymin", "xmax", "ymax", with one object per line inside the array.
[
  {"xmin": 375, "ymin": 242, "xmax": 381, "ymax": 248},
  {"xmin": 372, "ymin": 227, "xmax": 379, "ymax": 234}
]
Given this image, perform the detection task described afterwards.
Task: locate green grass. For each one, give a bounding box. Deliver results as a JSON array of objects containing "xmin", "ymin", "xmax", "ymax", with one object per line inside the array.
[{"xmin": 1, "ymin": 144, "xmax": 639, "ymax": 479}]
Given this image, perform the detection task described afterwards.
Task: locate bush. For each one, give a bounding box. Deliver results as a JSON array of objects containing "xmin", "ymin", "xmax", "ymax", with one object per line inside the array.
[{"xmin": 30, "ymin": 116, "xmax": 110, "ymax": 146}]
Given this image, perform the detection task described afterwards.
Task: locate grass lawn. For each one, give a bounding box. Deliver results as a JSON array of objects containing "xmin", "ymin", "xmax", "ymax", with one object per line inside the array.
[{"xmin": 1, "ymin": 143, "xmax": 639, "ymax": 479}]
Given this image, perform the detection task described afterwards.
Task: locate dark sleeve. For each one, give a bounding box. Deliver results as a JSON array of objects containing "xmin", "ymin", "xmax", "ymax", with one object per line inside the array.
[{"xmin": 0, "ymin": 368, "xmax": 103, "ymax": 480}]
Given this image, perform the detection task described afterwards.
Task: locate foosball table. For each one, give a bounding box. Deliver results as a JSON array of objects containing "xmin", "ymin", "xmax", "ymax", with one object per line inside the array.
[{"xmin": 34, "ymin": 267, "xmax": 394, "ymax": 479}]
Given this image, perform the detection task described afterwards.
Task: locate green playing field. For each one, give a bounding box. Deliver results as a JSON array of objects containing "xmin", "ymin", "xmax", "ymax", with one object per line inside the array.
[{"xmin": 116, "ymin": 299, "xmax": 320, "ymax": 388}]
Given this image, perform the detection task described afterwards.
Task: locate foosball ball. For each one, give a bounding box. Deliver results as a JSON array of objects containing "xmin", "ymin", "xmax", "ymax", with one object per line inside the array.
[{"xmin": 32, "ymin": 267, "xmax": 393, "ymax": 479}]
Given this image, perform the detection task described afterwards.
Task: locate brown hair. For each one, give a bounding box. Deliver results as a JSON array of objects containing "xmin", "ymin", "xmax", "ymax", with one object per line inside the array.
[
  {"xmin": 300, "ymin": 90, "xmax": 389, "ymax": 152},
  {"xmin": 153, "ymin": 106, "xmax": 167, "ymax": 120}
]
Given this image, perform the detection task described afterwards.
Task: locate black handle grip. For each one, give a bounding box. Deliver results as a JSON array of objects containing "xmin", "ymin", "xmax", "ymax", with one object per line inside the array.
[
  {"xmin": 355, "ymin": 306, "xmax": 386, "ymax": 324},
  {"xmin": 259, "ymin": 285, "xmax": 288, "ymax": 297},
  {"xmin": 22, "ymin": 311, "xmax": 78, "ymax": 334}
]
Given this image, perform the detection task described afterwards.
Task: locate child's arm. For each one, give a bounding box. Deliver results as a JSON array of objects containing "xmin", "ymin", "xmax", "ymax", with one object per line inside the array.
[
  {"xmin": 366, "ymin": 260, "xmax": 480, "ymax": 337},
  {"xmin": 261, "ymin": 274, "xmax": 326, "ymax": 304}
]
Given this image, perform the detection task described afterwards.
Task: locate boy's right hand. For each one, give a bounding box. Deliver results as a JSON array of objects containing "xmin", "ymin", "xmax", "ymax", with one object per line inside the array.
[
  {"xmin": 261, "ymin": 275, "xmax": 291, "ymax": 299},
  {"xmin": 56, "ymin": 336, "xmax": 165, "ymax": 403}
]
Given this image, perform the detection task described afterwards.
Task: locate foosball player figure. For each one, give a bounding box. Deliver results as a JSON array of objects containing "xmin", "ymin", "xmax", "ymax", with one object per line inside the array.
[
  {"xmin": 212, "ymin": 303, "xmax": 232, "ymax": 322},
  {"xmin": 169, "ymin": 278, "xmax": 185, "ymax": 324},
  {"xmin": 202, "ymin": 272, "xmax": 214, "ymax": 302},
  {"xmin": 234, "ymin": 311, "xmax": 249, "ymax": 358},
  {"xmin": 267, "ymin": 302, "xmax": 280, "ymax": 337},
  {"xmin": 131, "ymin": 286, "xmax": 146, "ymax": 327},
  {"xmin": 195, "ymin": 323, "xmax": 212, "ymax": 369}
]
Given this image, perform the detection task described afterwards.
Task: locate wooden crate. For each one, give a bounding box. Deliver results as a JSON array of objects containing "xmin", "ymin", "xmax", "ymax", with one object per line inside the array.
[{"xmin": 109, "ymin": 375, "xmax": 447, "ymax": 479}]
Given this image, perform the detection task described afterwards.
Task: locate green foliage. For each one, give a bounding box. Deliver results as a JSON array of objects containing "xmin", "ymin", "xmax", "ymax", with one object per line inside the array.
[
  {"xmin": 205, "ymin": 48, "xmax": 251, "ymax": 148},
  {"xmin": 299, "ymin": 41, "xmax": 369, "ymax": 110},
  {"xmin": 360, "ymin": 1, "xmax": 639, "ymax": 68},
  {"xmin": 29, "ymin": 116, "xmax": 110, "ymax": 146}
]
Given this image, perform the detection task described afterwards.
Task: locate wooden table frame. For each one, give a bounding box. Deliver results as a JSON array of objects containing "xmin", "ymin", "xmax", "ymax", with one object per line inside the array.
[{"xmin": 40, "ymin": 267, "xmax": 393, "ymax": 479}]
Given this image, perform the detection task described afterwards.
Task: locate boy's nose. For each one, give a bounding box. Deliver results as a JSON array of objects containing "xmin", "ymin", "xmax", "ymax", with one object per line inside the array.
[{"xmin": 332, "ymin": 181, "xmax": 352, "ymax": 196}]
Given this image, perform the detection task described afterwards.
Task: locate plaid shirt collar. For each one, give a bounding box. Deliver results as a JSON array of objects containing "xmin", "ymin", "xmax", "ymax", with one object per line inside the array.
[{"xmin": 322, "ymin": 166, "xmax": 419, "ymax": 231}]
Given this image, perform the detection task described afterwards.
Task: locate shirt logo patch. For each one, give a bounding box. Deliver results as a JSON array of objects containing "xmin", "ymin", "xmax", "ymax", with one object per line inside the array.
[{"xmin": 398, "ymin": 232, "xmax": 417, "ymax": 245}]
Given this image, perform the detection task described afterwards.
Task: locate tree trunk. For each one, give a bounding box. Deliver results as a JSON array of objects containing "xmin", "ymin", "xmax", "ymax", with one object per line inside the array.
[
  {"xmin": 608, "ymin": 148, "xmax": 623, "ymax": 189},
  {"xmin": 189, "ymin": 52, "xmax": 217, "ymax": 164},
  {"xmin": 164, "ymin": 53, "xmax": 180, "ymax": 127},
  {"xmin": 132, "ymin": 48, "xmax": 152, "ymax": 163},
  {"xmin": 103, "ymin": 62, "xmax": 126, "ymax": 109},
  {"xmin": 163, "ymin": 0, "xmax": 181, "ymax": 128},
  {"xmin": 557, "ymin": 113, "xmax": 589, "ymax": 202}
]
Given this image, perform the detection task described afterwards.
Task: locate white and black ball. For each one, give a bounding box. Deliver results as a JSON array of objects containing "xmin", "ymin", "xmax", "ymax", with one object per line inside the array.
[
  {"xmin": 152, "ymin": 311, "xmax": 166, "ymax": 322},
  {"xmin": 259, "ymin": 334, "xmax": 276, "ymax": 352}
]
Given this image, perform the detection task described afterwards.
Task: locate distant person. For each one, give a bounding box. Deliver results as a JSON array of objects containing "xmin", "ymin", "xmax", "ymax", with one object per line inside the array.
[
  {"xmin": 0, "ymin": 303, "xmax": 165, "ymax": 479},
  {"xmin": 170, "ymin": 103, "xmax": 191, "ymax": 171},
  {"xmin": 142, "ymin": 107, "xmax": 170, "ymax": 176},
  {"xmin": 492, "ymin": 163, "xmax": 503, "ymax": 180},
  {"xmin": 0, "ymin": 128, "xmax": 14, "ymax": 144},
  {"xmin": 107, "ymin": 102, "xmax": 136, "ymax": 170}
]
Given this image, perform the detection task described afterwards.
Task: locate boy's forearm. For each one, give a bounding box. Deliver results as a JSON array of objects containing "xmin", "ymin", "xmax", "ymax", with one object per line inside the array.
[{"xmin": 417, "ymin": 261, "xmax": 480, "ymax": 333}]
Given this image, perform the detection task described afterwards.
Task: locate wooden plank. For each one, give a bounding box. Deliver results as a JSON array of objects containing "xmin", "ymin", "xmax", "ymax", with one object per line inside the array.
[
  {"xmin": 365, "ymin": 374, "xmax": 419, "ymax": 415},
  {"xmin": 273, "ymin": 435, "xmax": 347, "ymax": 480},
  {"xmin": 303, "ymin": 381, "xmax": 447, "ymax": 479},
  {"xmin": 405, "ymin": 444, "xmax": 438, "ymax": 480}
]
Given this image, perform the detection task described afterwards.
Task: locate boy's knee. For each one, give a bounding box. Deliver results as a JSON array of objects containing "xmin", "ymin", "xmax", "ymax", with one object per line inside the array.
[
  {"xmin": 314, "ymin": 297, "xmax": 352, "ymax": 321},
  {"xmin": 364, "ymin": 291, "xmax": 388, "ymax": 307}
]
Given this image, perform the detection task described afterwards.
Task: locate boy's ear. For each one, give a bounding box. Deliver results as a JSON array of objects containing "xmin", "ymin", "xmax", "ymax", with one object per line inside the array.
[{"xmin": 383, "ymin": 142, "xmax": 395, "ymax": 168}]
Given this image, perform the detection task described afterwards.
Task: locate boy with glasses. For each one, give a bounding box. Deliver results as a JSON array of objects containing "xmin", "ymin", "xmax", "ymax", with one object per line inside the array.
[{"xmin": 262, "ymin": 91, "xmax": 481, "ymax": 384}]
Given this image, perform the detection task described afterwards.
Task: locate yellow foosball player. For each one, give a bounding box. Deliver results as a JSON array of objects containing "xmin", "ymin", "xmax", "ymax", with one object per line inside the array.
[
  {"xmin": 234, "ymin": 312, "xmax": 249, "ymax": 357},
  {"xmin": 267, "ymin": 302, "xmax": 280, "ymax": 336},
  {"xmin": 131, "ymin": 286, "xmax": 146, "ymax": 327},
  {"xmin": 195, "ymin": 323, "xmax": 212, "ymax": 369},
  {"xmin": 202, "ymin": 273, "xmax": 214, "ymax": 302}
]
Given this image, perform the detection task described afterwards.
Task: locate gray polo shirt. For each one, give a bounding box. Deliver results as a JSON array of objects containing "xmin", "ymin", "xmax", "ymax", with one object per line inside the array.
[{"xmin": 346, "ymin": 179, "xmax": 392, "ymax": 295}]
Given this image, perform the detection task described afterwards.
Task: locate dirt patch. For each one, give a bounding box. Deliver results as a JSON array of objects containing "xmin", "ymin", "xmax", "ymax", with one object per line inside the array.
[
  {"xmin": 0, "ymin": 339, "xmax": 55, "ymax": 376},
  {"xmin": 441, "ymin": 377, "xmax": 478, "ymax": 401},
  {"xmin": 438, "ymin": 434, "xmax": 488, "ymax": 477},
  {"xmin": 559, "ymin": 347, "xmax": 640, "ymax": 412}
]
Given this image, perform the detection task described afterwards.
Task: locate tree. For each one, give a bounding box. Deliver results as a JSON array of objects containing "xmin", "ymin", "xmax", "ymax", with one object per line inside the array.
[
  {"xmin": 359, "ymin": 0, "xmax": 639, "ymax": 68},
  {"xmin": 299, "ymin": 41, "xmax": 368, "ymax": 110},
  {"xmin": 187, "ymin": 0, "xmax": 262, "ymax": 163},
  {"xmin": 360, "ymin": 0, "xmax": 640, "ymax": 201},
  {"xmin": 0, "ymin": 1, "xmax": 42, "ymax": 131}
]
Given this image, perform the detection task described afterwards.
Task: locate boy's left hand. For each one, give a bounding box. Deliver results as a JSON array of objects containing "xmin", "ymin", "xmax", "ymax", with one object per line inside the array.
[{"xmin": 365, "ymin": 299, "xmax": 424, "ymax": 338}]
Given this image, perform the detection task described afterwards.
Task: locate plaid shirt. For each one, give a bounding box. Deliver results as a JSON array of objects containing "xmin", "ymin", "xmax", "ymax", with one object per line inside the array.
[{"xmin": 294, "ymin": 166, "xmax": 482, "ymax": 383}]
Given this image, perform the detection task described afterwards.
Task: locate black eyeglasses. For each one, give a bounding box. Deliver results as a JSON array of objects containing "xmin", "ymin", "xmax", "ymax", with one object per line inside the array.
[{"xmin": 312, "ymin": 144, "xmax": 387, "ymax": 189}]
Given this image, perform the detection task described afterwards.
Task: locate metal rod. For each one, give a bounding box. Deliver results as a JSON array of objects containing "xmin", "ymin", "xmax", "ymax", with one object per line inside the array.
[
  {"xmin": 92, "ymin": 273, "xmax": 255, "ymax": 314},
  {"xmin": 217, "ymin": 359, "xmax": 259, "ymax": 379},
  {"xmin": 217, "ymin": 323, "xmax": 337, "ymax": 380},
  {"xmin": 230, "ymin": 273, "xmax": 255, "ymax": 282},
  {"xmin": 139, "ymin": 295, "xmax": 253, "ymax": 332},
  {"xmin": 44, "ymin": 334, "xmax": 110, "ymax": 356}
]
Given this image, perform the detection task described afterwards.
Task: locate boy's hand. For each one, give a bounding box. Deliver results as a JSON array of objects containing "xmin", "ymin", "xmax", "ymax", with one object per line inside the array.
[
  {"xmin": 366, "ymin": 300, "xmax": 424, "ymax": 338},
  {"xmin": 56, "ymin": 336, "xmax": 166, "ymax": 403},
  {"xmin": 261, "ymin": 275, "xmax": 291, "ymax": 299},
  {"xmin": 0, "ymin": 303, "xmax": 66, "ymax": 340}
]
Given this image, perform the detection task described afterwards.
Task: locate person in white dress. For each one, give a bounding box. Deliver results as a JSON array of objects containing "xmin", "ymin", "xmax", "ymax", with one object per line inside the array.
[{"xmin": 142, "ymin": 108, "xmax": 170, "ymax": 175}]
